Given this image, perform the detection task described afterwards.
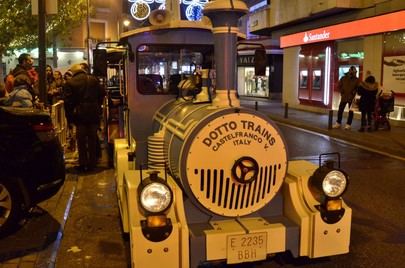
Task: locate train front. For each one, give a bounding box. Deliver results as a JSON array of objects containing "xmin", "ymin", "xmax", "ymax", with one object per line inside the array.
[{"xmin": 114, "ymin": 1, "xmax": 352, "ymax": 267}]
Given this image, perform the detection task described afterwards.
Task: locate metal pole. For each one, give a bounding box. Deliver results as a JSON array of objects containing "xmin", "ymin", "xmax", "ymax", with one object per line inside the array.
[
  {"xmin": 284, "ymin": 102, "xmax": 288, "ymax": 118},
  {"xmin": 328, "ymin": 110, "xmax": 334, "ymax": 129},
  {"xmin": 255, "ymin": 101, "xmax": 258, "ymax": 111},
  {"xmin": 52, "ymin": 32, "xmax": 57, "ymax": 68},
  {"xmin": 38, "ymin": 0, "xmax": 47, "ymax": 105},
  {"xmin": 86, "ymin": 0, "xmax": 91, "ymax": 70}
]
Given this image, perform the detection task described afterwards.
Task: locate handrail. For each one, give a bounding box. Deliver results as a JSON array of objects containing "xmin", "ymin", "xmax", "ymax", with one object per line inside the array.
[{"xmin": 50, "ymin": 100, "xmax": 68, "ymax": 148}]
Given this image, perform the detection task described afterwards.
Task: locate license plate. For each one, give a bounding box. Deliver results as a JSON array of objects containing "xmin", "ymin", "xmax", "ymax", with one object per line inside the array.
[{"xmin": 227, "ymin": 232, "xmax": 267, "ymax": 264}]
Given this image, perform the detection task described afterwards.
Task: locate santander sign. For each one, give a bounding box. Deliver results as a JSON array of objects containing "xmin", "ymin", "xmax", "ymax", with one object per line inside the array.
[
  {"xmin": 303, "ymin": 30, "xmax": 331, "ymax": 43},
  {"xmin": 280, "ymin": 10, "xmax": 405, "ymax": 48}
]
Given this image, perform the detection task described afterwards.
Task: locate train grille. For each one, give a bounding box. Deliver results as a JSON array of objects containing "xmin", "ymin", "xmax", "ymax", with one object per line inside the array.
[{"xmin": 192, "ymin": 163, "xmax": 283, "ymax": 216}]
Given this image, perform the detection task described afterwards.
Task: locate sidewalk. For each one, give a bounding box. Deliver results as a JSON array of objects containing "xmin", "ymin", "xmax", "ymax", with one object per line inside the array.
[
  {"xmin": 0, "ymin": 173, "xmax": 77, "ymax": 268},
  {"xmin": 240, "ymin": 98, "xmax": 405, "ymax": 160}
]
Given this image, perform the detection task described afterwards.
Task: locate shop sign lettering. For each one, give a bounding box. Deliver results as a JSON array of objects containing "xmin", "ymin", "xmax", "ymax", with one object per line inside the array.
[
  {"xmin": 238, "ymin": 56, "xmax": 255, "ymax": 66},
  {"xmin": 303, "ymin": 30, "xmax": 331, "ymax": 43},
  {"xmin": 202, "ymin": 120, "xmax": 276, "ymax": 152}
]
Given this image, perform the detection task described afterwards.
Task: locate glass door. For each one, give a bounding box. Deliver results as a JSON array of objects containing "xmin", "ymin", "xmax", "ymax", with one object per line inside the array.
[{"xmin": 298, "ymin": 42, "xmax": 334, "ymax": 107}]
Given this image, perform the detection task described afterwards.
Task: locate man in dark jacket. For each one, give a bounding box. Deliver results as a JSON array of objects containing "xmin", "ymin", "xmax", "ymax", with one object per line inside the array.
[
  {"xmin": 8, "ymin": 53, "xmax": 39, "ymax": 98},
  {"xmin": 333, "ymin": 66, "xmax": 360, "ymax": 130},
  {"xmin": 63, "ymin": 63, "xmax": 105, "ymax": 172}
]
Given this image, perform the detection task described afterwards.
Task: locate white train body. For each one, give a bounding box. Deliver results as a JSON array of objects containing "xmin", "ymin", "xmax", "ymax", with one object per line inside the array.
[{"xmin": 112, "ymin": 1, "xmax": 352, "ymax": 267}]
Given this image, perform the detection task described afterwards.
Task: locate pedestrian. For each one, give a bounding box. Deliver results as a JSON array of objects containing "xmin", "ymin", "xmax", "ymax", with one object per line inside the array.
[
  {"xmin": 9, "ymin": 53, "xmax": 39, "ymax": 98},
  {"xmin": 63, "ymin": 63, "xmax": 105, "ymax": 172},
  {"xmin": 333, "ymin": 66, "xmax": 360, "ymax": 130},
  {"xmin": 54, "ymin": 70, "xmax": 64, "ymax": 96},
  {"xmin": 2, "ymin": 74, "xmax": 33, "ymax": 108},
  {"xmin": 63, "ymin": 70, "xmax": 73, "ymax": 83},
  {"xmin": 0, "ymin": 82, "xmax": 6, "ymax": 99},
  {"xmin": 46, "ymin": 65, "xmax": 60, "ymax": 104},
  {"xmin": 357, "ymin": 75, "xmax": 378, "ymax": 132}
]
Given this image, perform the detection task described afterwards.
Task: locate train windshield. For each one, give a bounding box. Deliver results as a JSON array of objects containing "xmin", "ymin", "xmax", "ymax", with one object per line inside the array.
[{"xmin": 136, "ymin": 44, "xmax": 213, "ymax": 95}]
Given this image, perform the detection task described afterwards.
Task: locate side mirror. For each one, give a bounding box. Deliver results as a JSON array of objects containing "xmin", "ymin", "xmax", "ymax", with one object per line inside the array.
[{"xmin": 254, "ymin": 48, "xmax": 267, "ymax": 76}]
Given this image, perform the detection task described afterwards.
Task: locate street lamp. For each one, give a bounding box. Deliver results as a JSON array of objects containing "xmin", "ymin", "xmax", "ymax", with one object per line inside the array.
[{"xmin": 123, "ymin": 17, "xmax": 131, "ymax": 32}]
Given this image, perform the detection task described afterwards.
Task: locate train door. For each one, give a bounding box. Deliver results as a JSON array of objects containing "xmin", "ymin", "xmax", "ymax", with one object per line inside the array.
[{"xmin": 93, "ymin": 44, "xmax": 129, "ymax": 165}]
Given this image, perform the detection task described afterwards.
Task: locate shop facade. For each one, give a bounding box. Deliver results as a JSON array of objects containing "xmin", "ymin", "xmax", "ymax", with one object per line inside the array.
[
  {"xmin": 280, "ymin": 10, "xmax": 405, "ymax": 123},
  {"xmin": 237, "ymin": 50, "xmax": 283, "ymax": 99},
  {"xmin": 237, "ymin": 54, "xmax": 269, "ymax": 98}
]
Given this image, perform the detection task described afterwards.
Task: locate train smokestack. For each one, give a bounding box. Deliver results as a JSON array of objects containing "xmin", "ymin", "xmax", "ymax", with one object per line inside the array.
[{"xmin": 204, "ymin": 0, "xmax": 248, "ymax": 107}]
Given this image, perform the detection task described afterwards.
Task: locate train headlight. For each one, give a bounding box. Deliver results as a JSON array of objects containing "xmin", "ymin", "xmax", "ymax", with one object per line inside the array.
[
  {"xmin": 138, "ymin": 171, "xmax": 174, "ymax": 241},
  {"xmin": 309, "ymin": 163, "xmax": 349, "ymax": 202},
  {"xmin": 309, "ymin": 160, "xmax": 349, "ymax": 223},
  {"xmin": 140, "ymin": 182, "xmax": 172, "ymax": 214},
  {"xmin": 322, "ymin": 170, "xmax": 348, "ymax": 198}
]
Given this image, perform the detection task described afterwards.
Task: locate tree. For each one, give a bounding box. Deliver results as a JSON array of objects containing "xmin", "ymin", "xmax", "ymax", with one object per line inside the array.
[{"xmin": 0, "ymin": 0, "xmax": 88, "ymax": 77}]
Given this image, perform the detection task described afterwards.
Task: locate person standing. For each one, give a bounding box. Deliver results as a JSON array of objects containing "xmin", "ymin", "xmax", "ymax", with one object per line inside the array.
[
  {"xmin": 2, "ymin": 74, "xmax": 34, "ymax": 108},
  {"xmin": 63, "ymin": 64, "xmax": 105, "ymax": 172},
  {"xmin": 7, "ymin": 53, "xmax": 39, "ymax": 98},
  {"xmin": 333, "ymin": 66, "xmax": 360, "ymax": 130},
  {"xmin": 357, "ymin": 75, "xmax": 378, "ymax": 132},
  {"xmin": 63, "ymin": 70, "xmax": 73, "ymax": 83},
  {"xmin": 53, "ymin": 70, "xmax": 64, "ymax": 97},
  {"xmin": 46, "ymin": 65, "xmax": 59, "ymax": 104}
]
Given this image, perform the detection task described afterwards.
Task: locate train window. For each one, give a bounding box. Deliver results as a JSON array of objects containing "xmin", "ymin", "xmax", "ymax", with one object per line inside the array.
[{"xmin": 137, "ymin": 44, "xmax": 214, "ymax": 95}]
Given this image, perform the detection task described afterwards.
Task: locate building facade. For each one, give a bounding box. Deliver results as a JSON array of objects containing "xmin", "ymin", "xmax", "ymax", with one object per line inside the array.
[
  {"xmin": 4, "ymin": 0, "xmax": 122, "ymax": 74},
  {"xmin": 249, "ymin": 0, "xmax": 405, "ymax": 124},
  {"xmin": 237, "ymin": 0, "xmax": 283, "ymax": 99}
]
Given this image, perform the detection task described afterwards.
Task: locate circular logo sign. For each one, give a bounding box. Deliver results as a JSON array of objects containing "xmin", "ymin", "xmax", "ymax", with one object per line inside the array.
[{"xmin": 231, "ymin": 156, "xmax": 259, "ymax": 184}]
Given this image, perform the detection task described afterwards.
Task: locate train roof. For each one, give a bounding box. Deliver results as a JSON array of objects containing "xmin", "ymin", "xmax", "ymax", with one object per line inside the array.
[{"xmin": 120, "ymin": 19, "xmax": 246, "ymax": 40}]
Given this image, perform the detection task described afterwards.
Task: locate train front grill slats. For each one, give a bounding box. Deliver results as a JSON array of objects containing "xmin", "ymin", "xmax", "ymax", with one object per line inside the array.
[{"xmin": 193, "ymin": 164, "xmax": 282, "ymax": 215}]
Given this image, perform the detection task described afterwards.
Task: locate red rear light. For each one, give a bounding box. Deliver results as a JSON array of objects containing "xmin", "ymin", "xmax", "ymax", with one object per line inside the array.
[
  {"xmin": 32, "ymin": 122, "xmax": 54, "ymax": 132},
  {"xmin": 32, "ymin": 122, "xmax": 56, "ymax": 142}
]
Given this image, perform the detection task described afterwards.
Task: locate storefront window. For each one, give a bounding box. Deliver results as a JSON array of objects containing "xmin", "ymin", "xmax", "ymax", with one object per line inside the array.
[
  {"xmin": 338, "ymin": 65, "xmax": 360, "ymax": 80},
  {"xmin": 312, "ymin": 69, "xmax": 321, "ymax": 90},
  {"xmin": 299, "ymin": 69, "xmax": 308, "ymax": 88},
  {"xmin": 333, "ymin": 39, "xmax": 364, "ymax": 110},
  {"xmin": 336, "ymin": 39, "xmax": 363, "ymax": 79},
  {"xmin": 238, "ymin": 66, "xmax": 269, "ymax": 97},
  {"xmin": 383, "ymin": 30, "xmax": 405, "ymax": 97}
]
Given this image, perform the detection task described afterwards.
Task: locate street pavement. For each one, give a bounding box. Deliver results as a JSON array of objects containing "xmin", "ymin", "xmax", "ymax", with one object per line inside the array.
[{"xmin": 1, "ymin": 98, "xmax": 404, "ymax": 268}]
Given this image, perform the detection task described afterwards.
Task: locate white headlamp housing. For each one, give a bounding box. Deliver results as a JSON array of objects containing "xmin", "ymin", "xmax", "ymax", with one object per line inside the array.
[
  {"xmin": 322, "ymin": 170, "xmax": 348, "ymax": 198},
  {"xmin": 138, "ymin": 171, "xmax": 173, "ymax": 215},
  {"xmin": 309, "ymin": 165, "xmax": 349, "ymax": 201}
]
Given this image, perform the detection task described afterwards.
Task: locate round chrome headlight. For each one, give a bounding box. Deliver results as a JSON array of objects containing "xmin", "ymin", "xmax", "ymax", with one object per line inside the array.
[
  {"xmin": 140, "ymin": 182, "xmax": 172, "ymax": 213},
  {"xmin": 322, "ymin": 170, "xmax": 348, "ymax": 198}
]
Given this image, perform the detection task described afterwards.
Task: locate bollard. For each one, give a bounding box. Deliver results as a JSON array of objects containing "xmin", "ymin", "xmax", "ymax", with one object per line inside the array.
[
  {"xmin": 284, "ymin": 103, "xmax": 288, "ymax": 118},
  {"xmin": 255, "ymin": 101, "xmax": 258, "ymax": 111},
  {"xmin": 328, "ymin": 110, "xmax": 333, "ymax": 129}
]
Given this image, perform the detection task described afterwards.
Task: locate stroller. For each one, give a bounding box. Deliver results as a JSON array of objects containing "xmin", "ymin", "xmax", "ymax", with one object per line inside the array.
[{"xmin": 374, "ymin": 90, "xmax": 395, "ymax": 130}]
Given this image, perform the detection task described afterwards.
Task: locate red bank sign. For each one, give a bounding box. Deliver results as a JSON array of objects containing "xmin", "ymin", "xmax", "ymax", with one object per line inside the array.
[{"xmin": 280, "ymin": 10, "xmax": 405, "ymax": 48}]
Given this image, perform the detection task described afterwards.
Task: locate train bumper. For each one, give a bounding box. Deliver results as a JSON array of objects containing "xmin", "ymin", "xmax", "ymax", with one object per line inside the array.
[{"xmin": 119, "ymin": 160, "xmax": 351, "ymax": 267}]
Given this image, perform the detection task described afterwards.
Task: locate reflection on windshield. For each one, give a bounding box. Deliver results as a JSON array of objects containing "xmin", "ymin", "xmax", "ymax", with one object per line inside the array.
[{"xmin": 137, "ymin": 44, "xmax": 213, "ymax": 95}]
